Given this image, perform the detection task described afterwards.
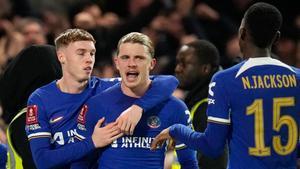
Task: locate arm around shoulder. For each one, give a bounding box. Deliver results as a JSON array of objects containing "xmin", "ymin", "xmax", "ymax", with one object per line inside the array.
[{"xmin": 135, "ymin": 75, "xmax": 178, "ymax": 111}]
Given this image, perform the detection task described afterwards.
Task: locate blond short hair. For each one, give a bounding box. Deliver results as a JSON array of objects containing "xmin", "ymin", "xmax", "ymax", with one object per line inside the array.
[
  {"xmin": 54, "ymin": 28, "xmax": 96, "ymax": 49},
  {"xmin": 116, "ymin": 32, "xmax": 154, "ymax": 58}
]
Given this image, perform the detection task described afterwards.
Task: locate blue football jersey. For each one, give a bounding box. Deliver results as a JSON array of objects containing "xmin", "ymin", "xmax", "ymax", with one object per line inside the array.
[
  {"xmin": 79, "ymin": 83, "xmax": 196, "ymax": 169},
  {"xmin": 25, "ymin": 75, "xmax": 178, "ymax": 169},
  {"xmin": 25, "ymin": 77, "xmax": 118, "ymax": 168},
  {"xmin": 207, "ymin": 57, "xmax": 300, "ymax": 169}
]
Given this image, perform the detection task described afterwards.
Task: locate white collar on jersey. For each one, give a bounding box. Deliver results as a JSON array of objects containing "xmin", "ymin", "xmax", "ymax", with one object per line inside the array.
[{"xmin": 235, "ymin": 57, "xmax": 295, "ymax": 78}]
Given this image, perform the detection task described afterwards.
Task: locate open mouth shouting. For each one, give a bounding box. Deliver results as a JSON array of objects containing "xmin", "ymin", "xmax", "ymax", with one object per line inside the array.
[{"xmin": 126, "ymin": 71, "xmax": 139, "ymax": 82}]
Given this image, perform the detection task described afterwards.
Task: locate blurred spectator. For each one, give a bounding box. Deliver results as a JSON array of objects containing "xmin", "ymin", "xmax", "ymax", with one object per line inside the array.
[
  {"xmin": 149, "ymin": 9, "xmax": 187, "ymax": 75},
  {"xmin": 274, "ymin": 36, "xmax": 297, "ymax": 66},
  {"xmin": 0, "ymin": 0, "xmax": 297, "ymax": 76},
  {"xmin": 128, "ymin": 0, "xmax": 153, "ymax": 17},
  {"xmin": 16, "ymin": 17, "xmax": 47, "ymax": 46},
  {"xmin": 0, "ymin": 45, "xmax": 61, "ymax": 123},
  {"xmin": 92, "ymin": 61, "xmax": 117, "ymax": 78},
  {"xmin": 193, "ymin": 0, "xmax": 246, "ymax": 67},
  {"xmin": 296, "ymin": 41, "xmax": 300, "ymax": 68},
  {"xmin": 40, "ymin": 7, "xmax": 70, "ymax": 45},
  {"xmin": 0, "ymin": 18, "xmax": 25, "ymax": 74},
  {"xmin": 0, "ymin": 0, "xmax": 11, "ymax": 18},
  {"xmin": 98, "ymin": 12, "xmax": 120, "ymax": 29},
  {"xmin": 73, "ymin": 2, "xmax": 120, "ymax": 30},
  {"xmin": 0, "ymin": 127, "xmax": 6, "ymax": 144},
  {"xmin": 71, "ymin": 0, "xmax": 169, "ymax": 66},
  {"xmin": 73, "ymin": 11, "xmax": 97, "ymax": 30},
  {"xmin": 180, "ymin": 34, "xmax": 198, "ymax": 45},
  {"xmin": 174, "ymin": 40, "xmax": 227, "ymax": 169},
  {"xmin": 1, "ymin": 45, "xmax": 61, "ymax": 169},
  {"xmin": 223, "ymin": 34, "xmax": 242, "ymax": 68}
]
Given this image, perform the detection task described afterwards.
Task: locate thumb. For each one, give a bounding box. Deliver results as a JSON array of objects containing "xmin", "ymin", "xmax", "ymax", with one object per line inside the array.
[
  {"xmin": 95, "ymin": 117, "xmax": 105, "ymax": 129},
  {"xmin": 151, "ymin": 137, "xmax": 160, "ymax": 150}
]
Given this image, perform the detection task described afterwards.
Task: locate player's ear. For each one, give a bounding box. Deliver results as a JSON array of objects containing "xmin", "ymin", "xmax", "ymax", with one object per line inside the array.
[
  {"xmin": 239, "ymin": 27, "xmax": 246, "ymax": 41},
  {"xmin": 149, "ymin": 58, "xmax": 156, "ymax": 70},
  {"xmin": 239, "ymin": 19, "xmax": 246, "ymax": 42},
  {"xmin": 273, "ymin": 31, "xmax": 281, "ymax": 45},
  {"xmin": 57, "ymin": 51, "xmax": 65, "ymax": 64},
  {"xmin": 201, "ymin": 64, "xmax": 211, "ymax": 75},
  {"xmin": 113, "ymin": 56, "xmax": 119, "ymax": 70}
]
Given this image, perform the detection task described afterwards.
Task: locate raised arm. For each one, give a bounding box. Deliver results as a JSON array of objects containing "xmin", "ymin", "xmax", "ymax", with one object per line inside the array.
[
  {"xmin": 116, "ymin": 75, "xmax": 178, "ymax": 135},
  {"xmin": 136, "ymin": 75, "xmax": 179, "ymax": 111}
]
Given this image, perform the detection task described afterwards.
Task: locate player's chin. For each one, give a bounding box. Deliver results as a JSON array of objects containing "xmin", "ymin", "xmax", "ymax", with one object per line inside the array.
[
  {"xmin": 78, "ymin": 74, "xmax": 91, "ymax": 82},
  {"xmin": 124, "ymin": 80, "xmax": 139, "ymax": 89}
]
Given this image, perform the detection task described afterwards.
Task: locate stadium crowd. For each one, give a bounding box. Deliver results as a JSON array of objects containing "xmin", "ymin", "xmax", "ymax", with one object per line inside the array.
[{"xmin": 0, "ymin": 0, "xmax": 299, "ymax": 169}]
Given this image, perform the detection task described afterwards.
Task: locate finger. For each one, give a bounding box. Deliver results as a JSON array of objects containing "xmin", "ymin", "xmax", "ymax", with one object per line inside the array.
[
  {"xmin": 151, "ymin": 133, "xmax": 167, "ymax": 150},
  {"xmin": 125, "ymin": 122, "xmax": 131, "ymax": 135},
  {"xmin": 109, "ymin": 125, "xmax": 122, "ymax": 135},
  {"xmin": 116, "ymin": 118, "xmax": 123, "ymax": 129},
  {"xmin": 105, "ymin": 121, "xmax": 118, "ymax": 129},
  {"xmin": 111, "ymin": 132, "xmax": 124, "ymax": 142},
  {"xmin": 150, "ymin": 143, "xmax": 156, "ymax": 150},
  {"xmin": 151, "ymin": 138, "xmax": 160, "ymax": 150},
  {"xmin": 120, "ymin": 121, "xmax": 127, "ymax": 133},
  {"xmin": 129, "ymin": 122, "xmax": 137, "ymax": 135},
  {"xmin": 151, "ymin": 140, "xmax": 163, "ymax": 150},
  {"xmin": 110, "ymin": 125, "xmax": 120, "ymax": 132},
  {"xmin": 158, "ymin": 141, "xmax": 165, "ymax": 149},
  {"xmin": 95, "ymin": 117, "xmax": 105, "ymax": 130},
  {"xmin": 109, "ymin": 128, "xmax": 122, "ymax": 137}
]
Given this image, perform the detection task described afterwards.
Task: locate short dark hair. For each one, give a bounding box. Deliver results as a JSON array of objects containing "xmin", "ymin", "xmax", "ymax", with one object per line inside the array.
[
  {"xmin": 186, "ymin": 40, "xmax": 220, "ymax": 68},
  {"xmin": 243, "ymin": 2, "xmax": 282, "ymax": 48}
]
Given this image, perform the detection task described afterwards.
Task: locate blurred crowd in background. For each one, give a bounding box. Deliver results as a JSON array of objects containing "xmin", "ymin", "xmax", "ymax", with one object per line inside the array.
[
  {"xmin": 0, "ymin": 0, "xmax": 300, "ymax": 168},
  {"xmin": 1, "ymin": 0, "xmax": 299, "ymax": 75},
  {"xmin": 0, "ymin": 0, "xmax": 299, "ymax": 139}
]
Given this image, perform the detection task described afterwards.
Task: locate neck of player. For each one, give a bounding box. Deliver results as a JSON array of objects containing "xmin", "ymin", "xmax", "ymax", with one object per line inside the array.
[
  {"xmin": 56, "ymin": 78, "xmax": 88, "ymax": 94},
  {"xmin": 121, "ymin": 79, "xmax": 152, "ymax": 98},
  {"xmin": 243, "ymin": 44, "xmax": 272, "ymax": 59}
]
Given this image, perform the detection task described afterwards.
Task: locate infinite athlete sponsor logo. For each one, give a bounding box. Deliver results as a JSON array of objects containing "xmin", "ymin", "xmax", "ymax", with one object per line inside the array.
[
  {"xmin": 111, "ymin": 136, "xmax": 154, "ymax": 149},
  {"xmin": 52, "ymin": 129, "xmax": 85, "ymax": 145}
]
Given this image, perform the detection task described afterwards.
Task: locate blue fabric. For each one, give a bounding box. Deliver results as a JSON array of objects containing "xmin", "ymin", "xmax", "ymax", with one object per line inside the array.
[
  {"xmin": 26, "ymin": 75, "xmax": 178, "ymax": 169},
  {"xmin": 170, "ymin": 57, "xmax": 300, "ymax": 169},
  {"xmin": 79, "ymin": 83, "xmax": 198, "ymax": 169},
  {"xmin": 170, "ymin": 123, "xmax": 229, "ymax": 158}
]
